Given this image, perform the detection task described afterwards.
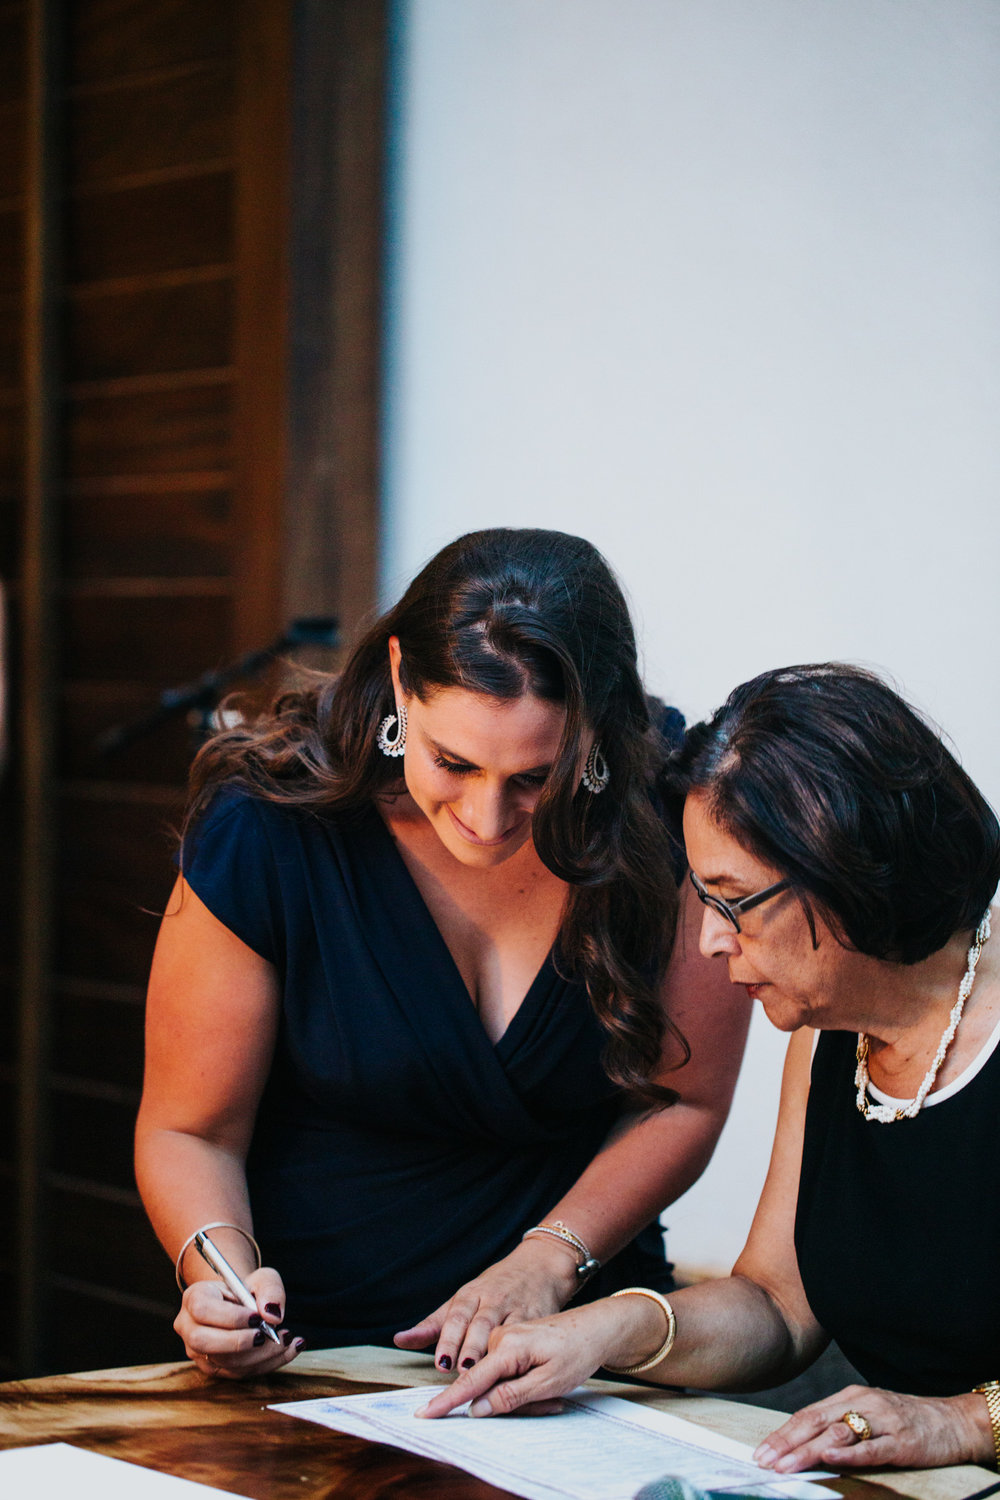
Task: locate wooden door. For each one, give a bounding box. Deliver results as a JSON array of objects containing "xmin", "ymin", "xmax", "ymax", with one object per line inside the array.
[{"xmin": 1, "ymin": 0, "xmax": 385, "ymax": 1377}]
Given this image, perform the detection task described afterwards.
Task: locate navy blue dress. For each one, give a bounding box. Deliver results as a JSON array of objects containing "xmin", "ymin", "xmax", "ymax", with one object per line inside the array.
[{"xmin": 182, "ymin": 789, "xmax": 674, "ymax": 1348}]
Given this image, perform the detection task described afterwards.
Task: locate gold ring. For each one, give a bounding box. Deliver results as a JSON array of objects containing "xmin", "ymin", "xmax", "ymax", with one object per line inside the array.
[{"xmin": 841, "ymin": 1410, "xmax": 873, "ymax": 1442}]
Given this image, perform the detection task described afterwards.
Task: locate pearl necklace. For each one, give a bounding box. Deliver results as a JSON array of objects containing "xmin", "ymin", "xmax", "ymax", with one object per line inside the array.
[{"xmin": 854, "ymin": 910, "xmax": 992, "ymax": 1123}]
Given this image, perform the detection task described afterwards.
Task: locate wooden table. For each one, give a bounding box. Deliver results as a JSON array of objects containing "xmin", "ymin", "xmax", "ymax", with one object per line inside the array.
[{"xmin": 0, "ymin": 1346, "xmax": 995, "ymax": 1500}]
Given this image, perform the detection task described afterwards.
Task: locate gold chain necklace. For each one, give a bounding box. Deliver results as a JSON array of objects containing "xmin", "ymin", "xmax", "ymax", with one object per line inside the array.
[{"xmin": 854, "ymin": 911, "xmax": 991, "ymax": 1123}]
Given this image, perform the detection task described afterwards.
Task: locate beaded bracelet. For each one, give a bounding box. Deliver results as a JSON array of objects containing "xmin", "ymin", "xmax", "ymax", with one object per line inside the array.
[
  {"xmin": 175, "ymin": 1222, "xmax": 262, "ymax": 1293},
  {"xmin": 603, "ymin": 1287, "xmax": 677, "ymax": 1376},
  {"xmin": 974, "ymin": 1382, "xmax": 1000, "ymax": 1469},
  {"xmin": 521, "ymin": 1222, "xmax": 601, "ymax": 1283}
]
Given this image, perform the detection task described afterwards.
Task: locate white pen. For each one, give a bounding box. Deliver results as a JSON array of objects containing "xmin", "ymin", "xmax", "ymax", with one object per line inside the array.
[{"xmin": 195, "ymin": 1229, "xmax": 283, "ymax": 1345}]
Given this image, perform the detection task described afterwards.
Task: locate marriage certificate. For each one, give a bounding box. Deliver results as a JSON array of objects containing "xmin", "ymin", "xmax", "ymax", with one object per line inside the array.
[{"xmin": 271, "ymin": 1384, "xmax": 834, "ymax": 1500}]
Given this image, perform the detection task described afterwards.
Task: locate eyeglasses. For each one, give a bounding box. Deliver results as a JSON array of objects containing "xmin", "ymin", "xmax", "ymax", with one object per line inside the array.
[{"xmin": 688, "ymin": 868, "xmax": 792, "ymax": 933}]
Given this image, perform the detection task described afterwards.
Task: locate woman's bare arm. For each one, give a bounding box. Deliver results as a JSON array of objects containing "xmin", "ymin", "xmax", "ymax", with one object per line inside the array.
[{"xmin": 135, "ymin": 876, "xmax": 298, "ymax": 1375}]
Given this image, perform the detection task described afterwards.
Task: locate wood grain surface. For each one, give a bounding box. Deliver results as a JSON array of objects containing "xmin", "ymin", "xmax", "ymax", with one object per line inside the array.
[
  {"xmin": 0, "ymin": 1355, "xmax": 511, "ymax": 1499},
  {"xmin": 0, "ymin": 1348, "xmax": 993, "ymax": 1500}
]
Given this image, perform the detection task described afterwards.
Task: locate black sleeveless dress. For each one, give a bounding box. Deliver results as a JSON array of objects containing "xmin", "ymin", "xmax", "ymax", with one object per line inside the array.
[
  {"xmin": 795, "ymin": 1028, "xmax": 1000, "ymax": 1395},
  {"xmin": 182, "ymin": 788, "xmax": 675, "ymax": 1348}
]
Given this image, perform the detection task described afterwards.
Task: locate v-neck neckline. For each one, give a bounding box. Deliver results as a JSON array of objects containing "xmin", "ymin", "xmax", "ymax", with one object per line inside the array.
[{"xmin": 362, "ymin": 801, "xmax": 559, "ymax": 1058}]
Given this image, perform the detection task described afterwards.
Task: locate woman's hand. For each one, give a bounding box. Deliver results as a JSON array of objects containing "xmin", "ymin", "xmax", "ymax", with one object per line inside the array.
[
  {"xmin": 754, "ymin": 1385, "xmax": 994, "ymax": 1473},
  {"xmin": 416, "ymin": 1297, "xmax": 661, "ymax": 1419},
  {"xmin": 394, "ymin": 1237, "xmax": 582, "ymax": 1374},
  {"xmin": 174, "ymin": 1267, "xmax": 303, "ymax": 1379}
]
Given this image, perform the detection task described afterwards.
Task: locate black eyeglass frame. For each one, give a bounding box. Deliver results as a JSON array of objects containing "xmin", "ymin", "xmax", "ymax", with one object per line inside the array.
[{"xmin": 688, "ymin": 868, "xmax": 793, "ymax": 933}]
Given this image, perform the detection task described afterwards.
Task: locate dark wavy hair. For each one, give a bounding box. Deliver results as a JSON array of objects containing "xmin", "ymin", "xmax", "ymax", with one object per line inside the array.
[
  {"xmin": 188, "ymin": 528, "xmax": 686, "ymax": 1101},
  {"xmin": 664, "ymin": 663, "xmax": 1000, "ymax": 963}
]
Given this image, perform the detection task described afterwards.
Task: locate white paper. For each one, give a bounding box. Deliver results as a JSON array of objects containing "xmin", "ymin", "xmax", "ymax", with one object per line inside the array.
[
  {"xmin": 271, "ymin": 1384, "xmax": 836, "ymax": 1500},
  {"xmin": 0, "ymin": 1442, "xmax": 253, "ymax": 1499}
]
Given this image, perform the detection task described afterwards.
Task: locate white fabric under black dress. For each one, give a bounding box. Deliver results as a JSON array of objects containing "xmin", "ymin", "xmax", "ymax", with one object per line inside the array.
[
  {"xmin": 182, "ymin": 788, "xmax": 676, "ymax": 1349},
  {"xmin": 795, "ymin": 1028, "xmax": 1000, "ymax": 1396}
]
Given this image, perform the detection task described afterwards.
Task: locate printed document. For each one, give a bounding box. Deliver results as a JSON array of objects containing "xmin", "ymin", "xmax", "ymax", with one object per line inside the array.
[{"xmin": 271, "ymin": 1385, "xmax": 834, "ymax": 1500}]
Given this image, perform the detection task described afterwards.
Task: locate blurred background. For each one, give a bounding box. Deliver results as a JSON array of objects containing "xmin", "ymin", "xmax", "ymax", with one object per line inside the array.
[{"xmin": 4, "ymin": 0, "xmax": 998, "ymax": 1379}]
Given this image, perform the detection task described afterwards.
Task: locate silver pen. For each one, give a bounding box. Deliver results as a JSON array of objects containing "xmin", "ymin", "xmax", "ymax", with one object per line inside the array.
[{"xmin": 195, "ymin": 1229, "xmax": 283, "ymax": 1345}]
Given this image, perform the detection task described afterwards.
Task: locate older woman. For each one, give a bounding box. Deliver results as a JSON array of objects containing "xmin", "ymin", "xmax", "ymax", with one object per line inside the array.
[
  {"xmin": 421, "ymin": 664, "xmax": 1000, "ymax": 1474},
  {"xmin": 135, "ymin": 529, "xmax": 747, "ymax": 1379}
]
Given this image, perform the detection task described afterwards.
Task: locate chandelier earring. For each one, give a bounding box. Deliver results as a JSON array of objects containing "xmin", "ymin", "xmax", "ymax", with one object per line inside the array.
[
  {"xmin": 581, "ymin": 741, "xmax": 610, "ymax": 794},
  {"xmin": 376, "ymin": 701, "xmax": 408, "ymax": 758}
]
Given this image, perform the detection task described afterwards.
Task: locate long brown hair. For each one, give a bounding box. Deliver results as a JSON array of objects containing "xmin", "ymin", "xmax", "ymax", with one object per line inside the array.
[{"xmin": 189, "ymin": 529, "xmax": 686, "ymax": 1101}]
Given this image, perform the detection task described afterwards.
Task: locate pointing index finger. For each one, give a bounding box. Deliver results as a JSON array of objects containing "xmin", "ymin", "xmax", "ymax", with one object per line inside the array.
[{"xmin": 417, "ymin": 1352, "xmax": 509, "ymax": 1419}]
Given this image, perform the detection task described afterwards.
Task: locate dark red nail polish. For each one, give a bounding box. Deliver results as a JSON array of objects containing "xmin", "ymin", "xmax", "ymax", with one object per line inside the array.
[
  {"xmin": 293, "ymin": 1338, "xmax": 307, "ymax": 1351},
  {"xmin": 461, "ymin": 1357, "xmax": 476, "ymax": 1369},
  {"xmin": 438, "ymin": 1354, "xmax": 452, "ymax": 1370},
  {"xmin": 248, "ymin": 1313, "xmax": 263, "ymax": 1328},
  {"xmin": 253, "ymin": 1330, "xmax": 266, "ymax": 1347},
  {"xmin": 265, "ymin": 1303, "xmax": 282, "ymax": 1317},
  {"xmin": 282, "ymin": 1329, "xmax": 294, "ymax": 1346}
]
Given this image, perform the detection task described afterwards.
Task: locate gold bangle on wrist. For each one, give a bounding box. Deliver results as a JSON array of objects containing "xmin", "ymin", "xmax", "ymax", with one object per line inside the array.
[
  {"xmin": 603, "ymin": 1287, "xmax": 677, "ymax": 1376},
  {"xmin": 974, "ymin": 1381, "xmax": 1000, "ymax": 1469}
]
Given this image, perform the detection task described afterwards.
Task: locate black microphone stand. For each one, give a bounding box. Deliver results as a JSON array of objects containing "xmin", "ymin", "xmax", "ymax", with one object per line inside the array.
[{"xmin": 94, "ymin": 616, "xmax": 339, "ymax": 758}]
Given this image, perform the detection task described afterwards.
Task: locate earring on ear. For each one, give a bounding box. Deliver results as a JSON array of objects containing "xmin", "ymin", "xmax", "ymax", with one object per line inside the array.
[
  {"xmin": 376, "ymin": 702, "xmax": 408, "ymax": 758},
  {"xmin": 581, "ymin": 741, "xmax": 610, "ymax": 794}
]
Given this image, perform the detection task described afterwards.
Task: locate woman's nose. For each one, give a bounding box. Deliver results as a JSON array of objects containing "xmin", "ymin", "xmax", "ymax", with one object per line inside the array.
[
  {"xmin": 698, "ymin": 904, "xmax": 741, "ymax": 960},
  {"xmin": 460, "ymin": 781, "xmax": 512, "ymax": 840}
]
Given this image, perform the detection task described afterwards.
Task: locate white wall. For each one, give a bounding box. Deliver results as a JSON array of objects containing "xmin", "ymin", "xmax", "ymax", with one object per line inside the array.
[{"xmin": 381, "ymin": 0, "xmax": 1000, "ymax": 1272}]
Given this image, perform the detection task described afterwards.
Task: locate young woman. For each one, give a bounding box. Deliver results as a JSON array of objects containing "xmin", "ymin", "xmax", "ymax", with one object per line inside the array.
[
  {"xmin": 421, "ymin": 664, "xmax": 1000, "ymax": 1474},
  {"xmin": 135, "ymin": 529, "xmax": 748, "ymax": 1378}
]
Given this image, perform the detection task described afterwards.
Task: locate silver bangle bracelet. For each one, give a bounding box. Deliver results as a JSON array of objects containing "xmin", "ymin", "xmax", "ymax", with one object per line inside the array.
[
  {"xmin": 522, "ymin": 1222, "xmax": 601, "ymax": 1283},
  {"xmin": 174, "ymin": 1222, "xmax": 262, "ymax": 1293}
]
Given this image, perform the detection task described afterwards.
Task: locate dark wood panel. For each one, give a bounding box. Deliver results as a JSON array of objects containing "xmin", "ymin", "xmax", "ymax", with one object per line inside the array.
[
  {"xmin": 284, "ymin": 0, "xmax": 383, "ymax": 641},
  {"xmin": 57, "ymin": 789, "xmax": 181, "ymax": 891},
  {"xmin": 59, "ymin": 687, "xmax": 196, "ymax": 784},
  {"xmin": 51, "ymin": 988, "xmax": 145, "ymax": 1089},
  {"xmin": 0, "ymin": 497, "xmax": 16, "ymax": 574},
  {"xmin": 0, "ymin": 208, "xmax": 20, "ymax": 297},
  {"xmin": 49, "ymin": 1283, "xmax": 181, "ymax": 1373},
  {"xmin": 0, "ymin": 5, "xmax": 25, "ymax": 107},
  {"xmin": 61, "ymin": 592, "xmax": 232, "ymax": 679},
  {"xmin": 0, "ymin": 299, "xmax": 19, "ymax": 387},
  {"xmin": 67, "ymin": 384, "xmax": 232, "ymax": 476},
  {"xmin": 0, "ymin": 796, "xmax": 18, "ymax": 957},
  {"xmin": 0, "ymin": 1068, "xmax": 13, "ymax": 1176},
  {"xmin": 229, "ymin": 0, "xmax": 290, "ymax": 652},
  {"xmin": 71, "ymin": 0, "xmax": 236, "ymax": 86},
  {"xmin": 0, "ymin": 403, "xmax": 20, "ymax": 491},
  {"xmin": 51, "ymin": 1088, "xmax": 140, "ymax": 1189},
  {"xmin": 68, "ymin": 173, "xmax": 232, "ymax": 283},
  {"xmin": 50, "ymin": 1287, "xmax": 181, "ymax": 1374},
  {"xmin": 50, "ymin": 1187, "xmax": 175, "ymax": 1301},
  {"xmin": 0, "ymin": 1198, "xmax": 12, "ymax": 1373},
  {"xmin": 0, "ymin": 981, "xmax": 13, "ymax": 1084},
  {"xmin": 0, "ymin": 106, "xmax": 23, "ymax": 199},
  {"xmin": 70, "ymin": 62, "xmax": 233, "ymax": 182},
  {"xmin": 68, "ymin": 277, "xmax": 233, "ymax": 381},
  {"xmin": 64, "ymin": 487, "xmax": 231, "ymax": 578},
  {"xmin": 56, "ymin": 876, "xmax": 166, "ymax": 987}
]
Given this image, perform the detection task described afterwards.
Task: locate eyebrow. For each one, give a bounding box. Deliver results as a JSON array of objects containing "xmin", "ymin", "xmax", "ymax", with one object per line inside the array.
[
  {"xmin": 699, "ymin": 871, "xmax": 755, "ymax": 895},
  {"xmin": 429, "ymin": 739, "xmax": 553, "ymax": 776}
]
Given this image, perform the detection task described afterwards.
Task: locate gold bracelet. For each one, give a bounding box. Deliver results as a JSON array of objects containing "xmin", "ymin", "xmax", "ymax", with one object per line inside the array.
[
  {"xmin": 174, "ymin": 1222, "xmax": 262, "ymax": 1293},
  {"xmin": 603, "ymin": 1287, "xmax": 677, "ymax": 1376},
  {"xmin": 974, "ymin": 1382, "xmax": 1000, "ymax": 1469}
]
